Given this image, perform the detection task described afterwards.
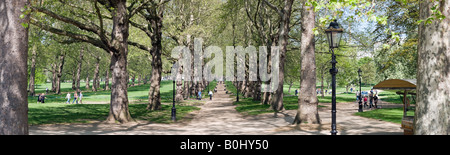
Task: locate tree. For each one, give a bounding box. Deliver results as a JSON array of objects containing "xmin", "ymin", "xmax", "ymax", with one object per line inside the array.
[
  {"xmin": 55, "ymin": 51, "xmax": 66, "ymax": 94},
  {"xmin": 263, "ymin": 0, "xmax": 294, "ymax": 111},
  {"xmin": 145, "ymin": 3, "xmax": 164, "ymax": 110},
  {"xmin": 414, "ymin": 0, "xmax": 450, "ymax": 135},
  {"xmin": 30, "ymin": 0, "xmax": 134, "ymax": 123},
  {"xmin": 293, "ymin": 0, "xmax": 321, "ymax": 125},
  {"xmin": 0, "ymin": 0, "xmax": 30, "ymax": 135},
  {"xmin": 127, "ymin": 0, "xmax": 174, "ymax": 111},
  {"xmin": 75, "ymin": 46, "xmax": 84, "ymax": 93}
]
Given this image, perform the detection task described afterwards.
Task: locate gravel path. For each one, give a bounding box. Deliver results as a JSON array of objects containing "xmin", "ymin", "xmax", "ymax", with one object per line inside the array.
[{"xmin": 29, "ymin": 83, "xmax": 403, "ymax": 135}]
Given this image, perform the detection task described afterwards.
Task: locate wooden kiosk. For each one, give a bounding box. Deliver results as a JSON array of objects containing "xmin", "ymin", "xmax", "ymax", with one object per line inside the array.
[{"xmin": 373, "ymin": 79, "xmax": 416, "ymax": 135}]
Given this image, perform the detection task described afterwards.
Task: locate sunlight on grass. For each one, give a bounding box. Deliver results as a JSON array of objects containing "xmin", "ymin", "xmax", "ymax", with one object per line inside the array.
[
  {"xmin": 354, "ymin": 108, "xmax": 415, "ymax": 124},
  {"xmin": 28, "ymin": 103, "xmax": 200, "ymax": 125}
]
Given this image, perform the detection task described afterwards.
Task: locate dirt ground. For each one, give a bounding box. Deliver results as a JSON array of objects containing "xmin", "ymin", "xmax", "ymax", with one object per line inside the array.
[{"xmin": 29, "ymin": 83, "xmax": 403, "ymax": 135}]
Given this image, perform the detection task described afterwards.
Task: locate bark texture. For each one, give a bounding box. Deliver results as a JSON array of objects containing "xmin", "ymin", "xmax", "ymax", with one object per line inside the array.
[
  {"xmin": 105, "ymin": 0, "xmax": 132, "ymax": 123},
  {"xmin": 414, "ymin": 0, "xmax": 450, "ymax": 135},
  {"xmin": 55, "ymin": 52, "xmax": 65, "ymax": 94},
  {"xmin": 75, "ymin": 47, "xmax": 84, "ymax": 93},
  {"xmin": 0, "ymin": 0, "xmax": 30, "ymax": 135},
  {"xmin": 294, "ymin": 0, "xmax": 321, "ymax": 125},
  {"xmin": 28, "ymin": 44, "xmax": 37, "ymax": 96},
  {"xmin": 268, "ymin": 0, "xmax": 294, "ymax": 111},
  {"xmin": 147, "ymin": 7, "xmax": 164, "ymax": 111}
]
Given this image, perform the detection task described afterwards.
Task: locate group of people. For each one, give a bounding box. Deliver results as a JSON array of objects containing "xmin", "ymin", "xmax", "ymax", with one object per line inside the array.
[
  {"xmin": 197, "ymin": 90, "xmax": 215, "ymax": 100},
  {"xmin": 65, "ymin": 92, "xmax": 83, "ymax": 104},
  {"xmin": 356, "ymin": 89, "xmax": 379, "ymax": 109},
  {"xmin": 293, "ymin": 88, "xmax": 334, "ymax": 96}
]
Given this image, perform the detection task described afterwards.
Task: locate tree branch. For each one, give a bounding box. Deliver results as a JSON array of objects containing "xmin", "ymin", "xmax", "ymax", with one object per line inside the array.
[
  {"xmin": 129, "ymin": 20, "xmax": 153, "ymax": 37},
  {"xmin": 94, "ymin": 0, "xmax": 110, "ymax": 47},
  {"xmin": 262, "ymin": 0, "xmax": 283, "ymax": 16},
  {"xmin": 30, "ymin": 17, "xmax": 109, "ymax": 52},
  {"xmin": 31, "ymin": 6, "xmax": 102, "ymax": 37}
]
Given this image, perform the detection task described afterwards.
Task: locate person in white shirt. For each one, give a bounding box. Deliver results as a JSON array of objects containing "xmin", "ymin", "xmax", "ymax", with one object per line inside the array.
[
  {"xmin": 208, "ymin": 91, "xmax": 213, "ymax": 100},
  {"xmin": 65, "ymin": 93, "xmax": 71, "ymax": 104},
  {"xmin": 79, "ymin": 92, "xmax": 83, "ymax": 104}
]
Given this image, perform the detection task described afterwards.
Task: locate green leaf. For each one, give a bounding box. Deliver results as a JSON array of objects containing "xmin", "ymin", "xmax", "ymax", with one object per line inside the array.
[
  {"xmin": 416, "ymin": 20, "xmax": 424, "ymax": 25},
  {"xmin": 21, "ymin": 22, "xmax": 29, "ymax": 28}
]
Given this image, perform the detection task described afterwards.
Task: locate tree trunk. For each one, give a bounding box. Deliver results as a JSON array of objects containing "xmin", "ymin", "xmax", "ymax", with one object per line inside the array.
[
  {"xmin": 92, "ymin": 57, "xmax": 100, "ymax": 92},
  {"xmin": 138, "ymin": 74, "xmax": 142, "ymax": 85},
  {"xmin": 75, "ymin": 47, "xmax": 84, "ymax": 93},
  {"xmin": 175, "ymin": 45, "xmax": 184, "ymax": 101},
  {"xmin": 294, "ymin": 0, "xmax": 321, "ymax": 125},
  {"xmin": 184, "ymin": 80, "xmax": 190, "ymax": 99},
  {"xmin": 51, "ymin": 63, "xmax": 57, "ymax": 92},
  {"xmin": 106, "ymin": 51, "xmax": 132, "ymax": 123},
  {"xmin": 85, "ymin": 61, "xmax": 90, "ymax": 90},
  {"xmin": 0, "ymin": 0, "xmax": 29, "ymax": 135},
  {"xmin": 29, "ymin": 43, "xmax": 37, "ymax": 96},
  {"xmin": 270, "ymin": 0, "xmax": 293, "ymax": 111},
  {"xmin": 288, "ymin": 81, "xmax": 293, "ymax": 93},
  {"xmin": 71, "ymin": 69, "xmax": 76, "ymax": 90},
  {"xmin": 146, "ymin": 7, "xmax": 164, "ymax": 111},
  {"xmin": 105, "ymin": 0, "xmax": 132, "ymax": 123},
  {"xmin": 105, "ymin": 67, "xmax": 110, "ymax": 90},
  {"xmin": 55, "ymin": 53, "xmax": 65, "ymax": 94},
  {"xmin": 175, "ymin": 59, "xmax": 184, "ymax": 102},
  {"xmin": 414, "ymin": 0, "xmax": 450, "ymax": 135},
  {"xmin": 321, "ymin": 72, "xmax": 325, "ymax": 98},
  {"xmin": 148, "ymin": 54, "xmax": 162, "ymax": 110},
  {"xmin": 144, "ymin": 75, "xmax": 148, "ymax": 84}
]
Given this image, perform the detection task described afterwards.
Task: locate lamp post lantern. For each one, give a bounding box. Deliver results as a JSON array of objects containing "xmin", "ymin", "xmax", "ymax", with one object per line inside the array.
[
  {"xmin": 358, "ymin": 68, "xmax": 363, "ymax": 112},
  {"xmin": 325, "ymin": 19, "xmax": 343, "ymax": 135}
]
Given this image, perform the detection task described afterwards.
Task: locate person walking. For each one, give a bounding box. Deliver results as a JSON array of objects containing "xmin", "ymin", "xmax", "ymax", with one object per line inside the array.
[
  {"xmin": 198, "ymin": 91, "xmax": 202, "ymax": 100},
  {"xmin": 363, "ymin": 95, "xmax": 368, "ymax": 108},
  {"xmin": 295, "ymin": 89, "xmax": 298, "ymax": 96},
  {"xmin": 79, "ymin": 92, "xmax": 83, "ymax": 104},
  {"xmin": 373, "ymin": 94, "xmax": 379, "ymax": 109},
  {"xmin": 208, "ymin": 90, "xmax": 213, "ymax": 100},
  {"xmin": 72, "ymin": 92, "xmax": 78, "ymax": 104},
  {"xmin": 66, "ymin": 93, "xmax": 71, "ymax": 104}
]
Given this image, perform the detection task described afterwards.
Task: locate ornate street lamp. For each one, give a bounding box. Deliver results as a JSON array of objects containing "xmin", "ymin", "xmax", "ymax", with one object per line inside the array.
[
  {"xmin": 325, "ymin": 19, "xmax": 344, "ymax": 49},
  {"xmin": 325, "ymin": 19, "xmax": 343, "ymax": 135},
  {"xmin": 358, "ymin": 68, "xmax": 363, "ymax": 112}
]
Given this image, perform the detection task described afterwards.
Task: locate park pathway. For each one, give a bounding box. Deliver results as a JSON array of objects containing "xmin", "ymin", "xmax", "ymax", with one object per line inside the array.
[{"xmin": 30, "ymin": 82, "xmax": 403, "ymax": 135}]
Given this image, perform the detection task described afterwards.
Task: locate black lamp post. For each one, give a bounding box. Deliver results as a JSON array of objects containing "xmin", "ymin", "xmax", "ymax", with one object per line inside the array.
[
  {"xmin": 171, "ymin": 68, "xmax": 176, "ymax": 122},
  {"xmin": 358, "ymin": 68, "xmax": 363, "ymax": 112},
  {"xmin": 325, "ymin": 19, "xmax": 343, "ymax": 135},
  {"xmin": 236, "ymin": 82, "xmax": 239, "ymax": 102}
]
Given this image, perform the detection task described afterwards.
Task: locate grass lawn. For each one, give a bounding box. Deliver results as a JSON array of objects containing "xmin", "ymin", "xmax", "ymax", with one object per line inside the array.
[
  {"xmin": 225, "ymin": 81, "xmax": 405, "ymax": 116},
  {"xmin": 28, "ymin": 103, "xmax": 200, "ymax": 125},
  {"xmin": 27, "ymin": 80, "xmax": 217, "ymax": 125},
  {"xmin": 30, "ymin": 80, "xmax": 176, "ymax": 104},
  {"xmin": 354, "ymin": 108, "xmax": 415, "ymax": 124},
  {"xmin": 233, "ymin": 96, "xmax": 327, "ymax": 115}
]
